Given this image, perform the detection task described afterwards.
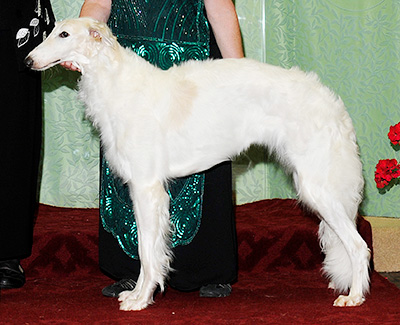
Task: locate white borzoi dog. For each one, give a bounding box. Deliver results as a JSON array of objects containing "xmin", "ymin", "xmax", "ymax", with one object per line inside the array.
[{"xmin": 25, "ymin": 18, "xmax": 370, "ymax": 311}]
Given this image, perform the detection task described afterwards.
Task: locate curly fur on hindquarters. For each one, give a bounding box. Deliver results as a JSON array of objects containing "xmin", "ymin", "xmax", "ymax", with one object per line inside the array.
[{"xmin": 25, "ymin": 17, "xmax": 371, "ymax": 311}]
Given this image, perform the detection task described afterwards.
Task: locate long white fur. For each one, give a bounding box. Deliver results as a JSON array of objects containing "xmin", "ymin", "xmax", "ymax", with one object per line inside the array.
[{"xmin": 25, "ymin": 18, "xmax": 371, "ymax": 311}]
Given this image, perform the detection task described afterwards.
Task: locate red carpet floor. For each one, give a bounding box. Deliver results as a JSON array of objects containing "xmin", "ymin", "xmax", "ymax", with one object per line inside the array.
[{"xmin": 1, "ymin": 199, "xmax": 400, "ymax": 324}]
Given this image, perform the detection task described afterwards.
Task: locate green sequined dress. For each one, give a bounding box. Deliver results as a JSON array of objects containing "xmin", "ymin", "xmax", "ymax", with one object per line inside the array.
[{"xmin": 99, "ymin": 0, "xmax": 237, "ymax": 290}]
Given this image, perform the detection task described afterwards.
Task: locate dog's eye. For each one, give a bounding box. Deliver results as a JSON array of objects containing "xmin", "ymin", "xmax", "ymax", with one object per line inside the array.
[{"xmin": 59, "ymin": 31, "xmax": 70, "ymax": 38}]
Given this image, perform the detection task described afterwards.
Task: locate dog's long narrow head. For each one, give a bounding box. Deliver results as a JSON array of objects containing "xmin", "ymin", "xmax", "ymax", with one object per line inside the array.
[{"xmin": 24, "ymin": 17, "xmax": 117, "ymax": 73}]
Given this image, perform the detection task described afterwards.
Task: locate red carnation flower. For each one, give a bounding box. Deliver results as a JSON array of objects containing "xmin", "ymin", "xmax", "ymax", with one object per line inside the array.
[
  {"xmin": 388, "ymin": 122, "xmax": 400, "ymax": 146},
  {"xmin": 375, "ymin": 159, "xmax": 400, "ymax": 189}
]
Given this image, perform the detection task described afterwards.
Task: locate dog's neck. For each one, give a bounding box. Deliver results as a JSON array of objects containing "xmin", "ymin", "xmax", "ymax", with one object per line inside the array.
[
  {"xmin": 78, "ymin": 44, "xmax": 163, "ymax": 124},
  {"xmin": 81, "ymin": 43, "xmax": 154, "ymax": 78}
]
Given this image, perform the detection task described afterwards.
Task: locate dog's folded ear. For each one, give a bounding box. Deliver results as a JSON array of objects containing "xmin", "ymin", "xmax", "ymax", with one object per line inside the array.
[{"xmin": 89, "ymin": 29, "xmax": 102, "ymax": 42}]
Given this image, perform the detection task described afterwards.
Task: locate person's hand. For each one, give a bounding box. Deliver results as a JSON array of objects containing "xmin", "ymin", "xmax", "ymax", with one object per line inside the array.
[{"xmin": 60, "ymin": 61, "xmax": 81, "ymax": 72}]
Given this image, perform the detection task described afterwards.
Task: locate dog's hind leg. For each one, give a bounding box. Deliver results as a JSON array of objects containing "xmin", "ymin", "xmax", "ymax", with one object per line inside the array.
[
  {"xmin": 294, "ymin": 170, "xmax": 370, "ymax": 307},
  {"xmin": 318, "ymin": 214, "xmax": 370, "ymax": 306},
  {"xmin": 118, "ymin": 180, "xmax": 172, "ymax": 311}
]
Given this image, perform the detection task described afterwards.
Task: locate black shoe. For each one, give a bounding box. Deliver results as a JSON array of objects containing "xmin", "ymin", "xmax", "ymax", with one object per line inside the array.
[
  {"xmin": 0, "ymin": 259, "xmax": 26, "ymax": 289},
  {"xmin": 199, "ymin": 284, "xmax": 232, "ymax": 298},
  {"xmin": 102, "ymin": 278, "xmax": 136, "ymax": 297}
]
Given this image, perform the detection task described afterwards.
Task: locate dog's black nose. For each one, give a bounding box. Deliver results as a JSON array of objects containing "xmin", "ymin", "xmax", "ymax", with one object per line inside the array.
[{"xmin": 24, "ymin": 56, "xmax": 33, "ymax": 68}]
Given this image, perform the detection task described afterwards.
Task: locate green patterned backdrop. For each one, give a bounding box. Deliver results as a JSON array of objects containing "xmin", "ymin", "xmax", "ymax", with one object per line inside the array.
[{"xmin": 41, "ymin": 0, "xmax": 400, "ymax": 218}]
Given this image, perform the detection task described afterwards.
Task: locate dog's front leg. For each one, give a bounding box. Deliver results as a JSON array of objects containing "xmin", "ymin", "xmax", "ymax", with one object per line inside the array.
[{"xmin": 118, "ymin": 180, "xmax": 172, "ymax": 311}]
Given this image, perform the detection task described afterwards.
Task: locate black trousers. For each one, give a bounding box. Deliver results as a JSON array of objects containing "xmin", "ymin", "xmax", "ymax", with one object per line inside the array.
[
  {"xmin": 0, "ymin": 29, "xmax": 42, "ymax": 260},
  {"xmin": 99, "ymin": 161, "xmax": 238, "ymax": 291}
]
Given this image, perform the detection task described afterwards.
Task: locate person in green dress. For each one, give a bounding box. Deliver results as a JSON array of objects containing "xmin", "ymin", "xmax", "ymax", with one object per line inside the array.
[{"xmin": 66, "ymin": 0, "xmax": 244, "ymax": 298}]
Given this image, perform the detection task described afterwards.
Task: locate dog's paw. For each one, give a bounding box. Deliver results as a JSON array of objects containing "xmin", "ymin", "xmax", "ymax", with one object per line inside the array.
[
  {"xmin": 333, "ymin": 294, "xmax": 365, "ymax": 307},
  {"xmin": 119, "ymin": 298, "xmax": 150, "ymax": 311},
  {"xmin": 118, "ymin": 290, "xmax": 152, "ymax": 311},
  {"xmin": 118, "ymin": 290, "xmax": 137, "ymax": 301}
]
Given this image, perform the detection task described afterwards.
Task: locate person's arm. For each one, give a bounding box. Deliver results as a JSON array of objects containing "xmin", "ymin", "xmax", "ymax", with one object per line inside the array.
[
  {"xmin": 79, "ymin": 0, "xmax": 112, "ymax": 22},
  {"xmin": 204, "ymin": 0, "xmax": 244, "ymax": 58}
]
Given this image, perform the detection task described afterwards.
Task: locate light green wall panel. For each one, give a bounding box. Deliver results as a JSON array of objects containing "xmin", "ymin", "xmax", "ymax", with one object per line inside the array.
[
  {"xmin": 235, "ymin": 0, "xmax": 400, "ymax": 217},
  {"xmin": 40, "ymin": 0, "xmax": 100, "ymax": 207}
]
